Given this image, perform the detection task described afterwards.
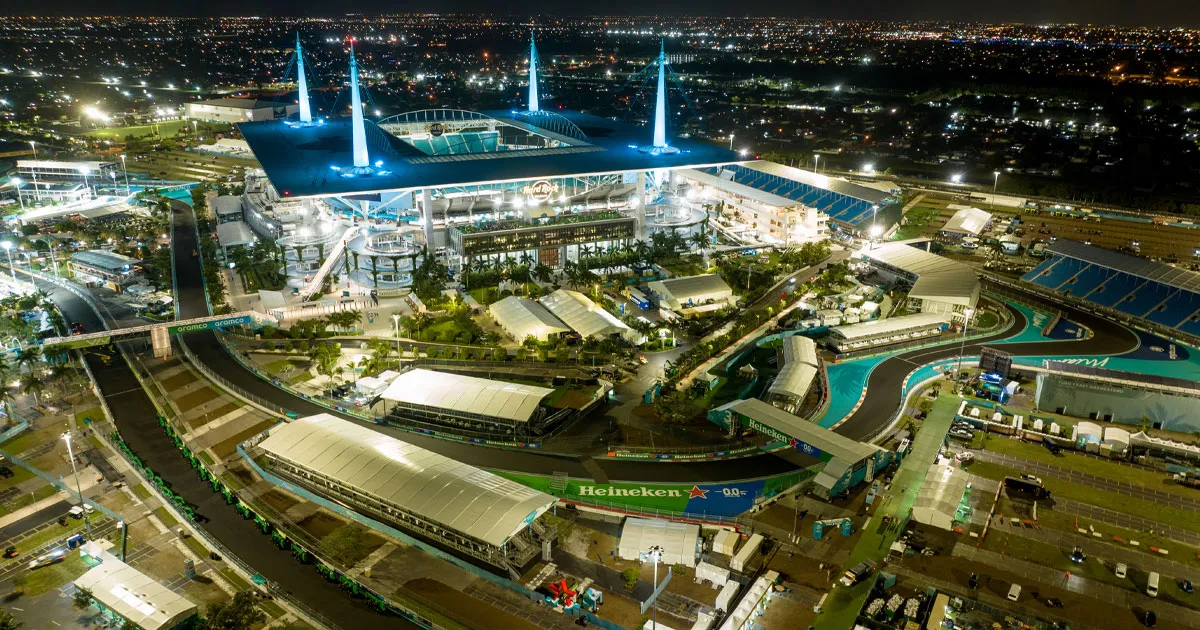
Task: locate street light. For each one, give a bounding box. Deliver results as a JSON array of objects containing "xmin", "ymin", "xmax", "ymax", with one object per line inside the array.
[
  {"xmin": 954, "ymin": 307, "xmax": 976, "ymax": 393},
  {"xmin": 992, "ymin": 171, "xmax": 1001, "ymax": 209},
  {"xmin": 728, "ymin": 132, "xmax": 735, "ymax": 151},
  {"xmin": 813, "ymin": 154, "xmax": 821, "ymax": 173},
  {"xmin": 1, "ymin": 241, "xmax": 15, "ymax": 285},
  {"xmin": 62, "ymin": 432, "xmax": 92, "ymax": 536},
  {"xmin": 392, "ymin": 313, "xmax": 401, "ymax": 368},
  {"xmin": 648, "ymin": 545, "xmax": 664, "ymax": 629},
  {"xmin": 78, "ymin": 166, "xmax": 91, "ymax": 199},
  {"xmin": 28, "ymin": 141, "xmax": 40, "ymax": 201},
  {"xmin": 120, "ymin": 154, "xmax": 130, "ymax": 196},
  {"xmin": 11, "ymin": 177, "xmax": 23, "ymax": 210}
]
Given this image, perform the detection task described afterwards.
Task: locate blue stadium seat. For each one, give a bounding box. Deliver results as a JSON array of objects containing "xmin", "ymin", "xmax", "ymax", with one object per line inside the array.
[
  {"xmin": 1060, "ymin": 264, "xmax": 1109, "ymax": 298},
  {"xmin": 1179, "ymin": 318, "xmax": 1200, "ymax": 337},
  {"xmin": 409, "ymin": 138, "xmax": 434, "ymax": 154},
  {"xmin": 464, "ymin": 133, "xmax": 486, "ymax": 153},
  {"xmin": 841, "ymin": 201, "xmax": 876, "ymax": 225},
  {"xmin": 429, "ymin": 135, "xmax": 451, "ymax": 155},
  {"xmin": 1027, "ymin": 256, "xmax": 1086, "ymax": 290},
  {"xmin": 1021, "ymin": 258, "xmax": 1058, "ymax": 284},
  {"xmin": 1146, "ymin": 290, "xmax": 1200, "ymax": 328},
  {"xmin": 445, "ymin": 135, "xmax": 468, "ymax": 154},
  {"xmin": 482, "ymin": 132, "xmax": 499, "ymax": 151},
  {"xmin": 1085, "ymin": 272, "xmax": 1145, "ymax": 307},
  {"xmin": 1115, "ymin": 282, "xmax": 1176, "ymax": 318}
]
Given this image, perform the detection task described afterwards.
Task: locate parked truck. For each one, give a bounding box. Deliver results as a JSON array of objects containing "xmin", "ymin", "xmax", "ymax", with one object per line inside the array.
[
  {"xmin": 840, "ymin": 561, "xmax": 875, "ymax": 587},
  {"xmin": 1174, "ymin": 472, "xmax": 1200, "ymax": 489},
  {"xmin": 1003, "ymin": 476, "xmax": 1051, "ymax": 499}
]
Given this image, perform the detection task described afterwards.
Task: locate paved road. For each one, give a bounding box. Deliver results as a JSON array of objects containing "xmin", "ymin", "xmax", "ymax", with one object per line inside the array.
[
  {"xmin": 0, "ymin": 500, "xmax": 69, "ymax": 542},
  {"xmin": 33, "ymin": 251, "xmax": 418, "ymax": 628},
  {"xmin": 973, "ymin": 449, "xmax": 1200, "ymax": 513}
]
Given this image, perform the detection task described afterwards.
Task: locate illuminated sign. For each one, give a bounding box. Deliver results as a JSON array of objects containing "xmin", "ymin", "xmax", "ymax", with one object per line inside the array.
[
  {"xmin": 167, "ymin": 315, "xmax": 253, "ymax": 335},
  {"xmin": 428, "ymin": 123, "xmax": 446, "ymax": 138},
  {"xmin": 522, "ymin": 180, "xmax": 558, "ymax": 202}
]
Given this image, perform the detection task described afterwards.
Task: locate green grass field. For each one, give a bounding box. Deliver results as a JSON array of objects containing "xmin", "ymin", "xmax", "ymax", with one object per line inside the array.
[
  {"xmin": 21, "ymin": 552, "xmax": 93, "ymax": 596},
  {"xmin": 892, "ymin": 206, "xmax": 942, "ymax": 240},
  {"xmin": 83, "ymin": 120, "xmax": 192, "ymax": 139},
  {"xmin": 978, "ymin": 435, "xmax": 1188, "ymax": 498}
]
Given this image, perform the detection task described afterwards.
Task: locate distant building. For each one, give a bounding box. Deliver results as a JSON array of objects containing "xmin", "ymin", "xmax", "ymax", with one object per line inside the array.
[
  {"xmin": 17, "ymin": 160, "xmax": 119, "ymax": 184},
  {"xmin": 448, "ymin": 211, "xmax": 636, "ymax": 269},
  {"xmin": 70, "ymin": 250, "xmax": 141, "ymax": 291},
  {"xmin": 186, "ymin": 98, "xmax": 297, "ymax": 123},
  {"xmin": 678, "ymin": 168, "xmax": 828, "ymax": 246}
]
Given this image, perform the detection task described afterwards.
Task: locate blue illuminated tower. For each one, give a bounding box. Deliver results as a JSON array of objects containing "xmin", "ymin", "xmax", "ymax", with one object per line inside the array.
[
  {"xmin": 348, "ymin": 40, "xmax": 369, "ymax": 169},
  {"xmin": 653, "ymin": 39, "xmax": 667, "ymax": 148},
  {"xmin": 528, "ymin": 33, "xmax": 540, "ymax": 112},
  {"xmin": 295, "ymin": 33, "xmax": 312, "ymax": 124}
]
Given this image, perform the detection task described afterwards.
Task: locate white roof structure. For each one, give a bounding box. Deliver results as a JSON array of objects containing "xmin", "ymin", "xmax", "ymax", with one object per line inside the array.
[
  {"xmin": 215, "ymin": 221, "xmax": 255, "ymax": 248},
  {"xmin": 911, "ymin": 463, "xmax": 970, "ymax": 531},
  {"xmin": 941, "ymin": 207, "xmax": 992, "ymax": 237},
  {"xmin": 745, "ymin": 160, "xmax": 892, "ymax": 204},
  {"xmin": 648, "ymin": 274, "xmax": 734, "ymax": 307},
  {"xmin": 617, "ymin": 517, "xmax": 700, "ymax": 567},
  {"xmin": 540, "ymin": 289, "xmax": 635, "ymax": 340},
  {"xmin": 768, "ymin": 336, "xmax": 820, "ymax": 400},
  {"xmin": 489, "ymin": 296, "xmax": 570, "ymax": 342},
  {"xmin": 258, "ymin": 414, "xmax": 556, "ymax": 547},
  {"xmin": 74, "ymin": 557, "xmax": 198, "ymax": 630},
  {"xmin": 380, "ymin": 368, "xmax": 552, "ymax": 423},
  {"xmin": 830, "ymin": 312, "xmax": 949, "ymax": 342},
  {"xmin": 724, "ymin": 399, "xmax": 879, "ymax": 463},
  {"xmin": 214, "ymin": 195, "xmax": 244, "ymax": 216},
  {"xmin": 862, "ymin": 242, "xmax": 980, "ymax": 307},
  {"xmin": 678, "ymin": 168, "xmax": 800, "ymax": 208}
]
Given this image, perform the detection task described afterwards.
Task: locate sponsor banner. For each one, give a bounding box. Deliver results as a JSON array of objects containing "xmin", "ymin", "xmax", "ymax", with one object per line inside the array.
[
  {"xmin": 44, "ymin": 335, "xmax": 113, "ymax": 350},
  {"xmin": 167, "ymin": 315, "xmax": 253, "ymax": 335},
  {"xmin": 496, "ymin": 469, "xmax": 820, "ymax": 517}
]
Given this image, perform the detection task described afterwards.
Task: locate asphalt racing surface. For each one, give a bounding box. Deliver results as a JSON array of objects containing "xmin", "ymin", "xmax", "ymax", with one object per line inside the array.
[
  {"xmin": 169, "ymin": 202, "xmax": 1136, "ymax": 483},
  {"xmin": 36, "ymin": 244, "xmax": 417, "ymax": 628}
]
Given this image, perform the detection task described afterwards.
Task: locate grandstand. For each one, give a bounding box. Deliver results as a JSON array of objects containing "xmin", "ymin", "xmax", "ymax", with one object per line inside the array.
[
  {"xmin": 379, "ymin": 368, "xmax": 567, "ymax": 438},
  {"xmin": 1022, "ymin": 240, "xmax": 1200, "ymax": 338},
  {"xmin": 765, "ymin": 336, "xmax": 822, "ymax": 415},
  {"xmin": 1034, "ymin": 361, "xmax": 1200, "ymax": 433},
  {"xmin": 255, "ymin": 414, "xmax": 558, "ymax": 574},
  {"xmin": 698, "ymin": 161, "xmax": 900, "ymax": 233},
  {"xmin": 827, "ymin": 312, "xmax": 951, "ymax": 353}
]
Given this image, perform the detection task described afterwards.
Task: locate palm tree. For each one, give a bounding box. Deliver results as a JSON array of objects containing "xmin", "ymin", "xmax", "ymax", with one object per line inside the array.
[
  {"xmin": 532, "ymin": 263, "xmax": 553, "ymax": 284},
  {"xmin": 21, "ymin": 378, "xmax": 45, "ymax": 406},
  {"xmin": 15, "ymin": 347, "xmax": 41, "ymax": 378}
]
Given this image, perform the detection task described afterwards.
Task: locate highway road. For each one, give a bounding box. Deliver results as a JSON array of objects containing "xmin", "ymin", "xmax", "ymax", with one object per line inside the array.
[
  {"xmin": 167, "ymin": 201, "xmax": 1138, "ymax": 483},
  {"xmin": 33, "ymin": 249, "xmax": 418, "ymax": 627}
]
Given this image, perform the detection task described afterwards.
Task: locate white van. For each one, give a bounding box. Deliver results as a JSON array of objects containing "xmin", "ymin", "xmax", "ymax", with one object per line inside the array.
[
  {"xmin": 1147, "ymin": 572, "xmax": 1160, "ymax": 597},
  {"xmin": 1007, "ymin": 584, "xmax": 1021, "ymax": 601}
]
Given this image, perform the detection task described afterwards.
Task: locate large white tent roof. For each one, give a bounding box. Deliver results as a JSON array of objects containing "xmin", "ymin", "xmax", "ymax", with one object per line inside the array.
[
  {"xmin": 768, "ymin": 336, "xmax": 820, "ymax": 400},
  {"xmin": 941, "ymin": 207, "xmax": 992, "ymax": 236},
  {"xmin": 618, "ymin": 517, "xmax": 700, "ymax": 568},
  {"xmin": 911, "ymin": 463, "xmax": 970, "ymax": 531},
  {"xmin": 862, "ymin": 242, "xmax": 979, "ymax": 306},
  {"xmin": 489, "ymin": 296, "xmax": 570, "ymax": 341},
  {"xmin": 648, "ymin": 274, "xmax": 733, "ymax": 303},
  {"xmin": 830, "ymin": 312, "xmax": 949, "ymax": 342},
  {"xmin": 380, "ymin": 368, "xmax": 552, "ymax": 423},
  {"xmin": 257, "ymin": 414, "xmax": 557, "ymax": 547},
  {"xmin": 540, "ymin": 289, "xmax": 631, "ymax": 339},
  {"xmin": 74, "ymin": 558, "xmax": 197, "ymax": 630}
]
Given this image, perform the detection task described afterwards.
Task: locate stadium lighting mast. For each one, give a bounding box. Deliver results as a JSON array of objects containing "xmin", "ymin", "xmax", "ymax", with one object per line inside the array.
[
  {"xmin": 653, "ymin": 40, "xmax": 668, "ymax": 149},
  {"xmin": 348, "ymin": 39, "xmax": 369, "ymax": 169},
  {"xmin": 296, "ymin": 33, "xmax": 312, "ymax": 124},
  {"xmin": 528, "ymin": 32, "xmax": 539, "ymax": 112}
]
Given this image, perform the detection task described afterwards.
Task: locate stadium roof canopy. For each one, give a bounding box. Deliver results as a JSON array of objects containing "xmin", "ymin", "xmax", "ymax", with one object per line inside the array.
[
  {"xmin": 768, "ymin": 336, "xmax": 820, "ymax": 400},
  {"xmin": 540, "ymin": 289, "xmax": 632, "ymax": 339},
  {"xmin": 647, "ymin": 274, "xmax": 733, "ymax": 304},
  {"xmin": 1046, "ymin": 239, "xmax": 1200, "ymax": 293},
  {"xmin": 488, "ymin": 295, "xmax": 570, "ymax": 342},
  {"xmin": 257, "ymin": 414, "xmax": 557, "ymax": 547},
  {"xmin": 380, "ymin": 368, "xmax": 553, "ymax": 423},
  {"xmin": 238, "ymin": 109, "xmax": 743, "ymax": 198},
  {"xmin": 74, "ymin": 556, "xmax": 198, "ymax": 630},
  {"xmin": 863, "ymin": 242, "xmax": 979, "ymax": 306},
  {"xmin": 745, "ymin": 161, "xmax": 893, "ymax": 205},
  {"xmin": 831, "ymin": 312, "xmax": 950, "ymax": 341},
  {"xmin": 678, "ymin": 168, "xmax": 800, "ymax": 208},
  {"xmin": 71, "ymin": 249, "xmax": 141, "ymax": 271},
  {"xmin": 941, "ymin": 208, "xmax": 992, "ymax": 237}
]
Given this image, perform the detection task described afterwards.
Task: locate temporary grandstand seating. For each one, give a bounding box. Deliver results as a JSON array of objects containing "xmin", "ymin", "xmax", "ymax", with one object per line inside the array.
[
  {"xmin": 1147, "ymin": 291, "xmax": 1200, "ymax": 328},
  {"xmin": 404, "ymin": 131, "xmax": 501, "ymax": 156},
  {"xmin": 704, "ymin": 164, "xmax": 881, "ymax": 226},
  {"xmin": 1060, "ymin": 264, "xmax": 1112, "ymax": 298},
  {"xmin": 408, "ymin": 137, "xmax": 434, "ymax": 154},
  {"xmin": 1028, "ymin": 256, "xmax": 1089, "ymax": 291},
  {"xmin": 1180, "ymin": 316, "xmax": 1200, "ymax": 337},
  {"xmin": 1116, "ymin": 283, "xmax": 1176, "ymax": 318},
  {"xmin": 1086, "ymin": 272, "xmax": 1146, "ymax": 308},
  {"xmin": 429, "ymin": 135, "xmax": 451, "ymax": 154}
]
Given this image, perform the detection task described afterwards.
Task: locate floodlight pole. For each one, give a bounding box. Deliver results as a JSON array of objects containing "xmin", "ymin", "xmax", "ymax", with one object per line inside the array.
[
  {"xmin": 955, "ymin": 308, "xmax": 975, "ymax": 393},
  {"xmin": 63, "ymin": 432, "xmax": 92, "ymax": 537}
]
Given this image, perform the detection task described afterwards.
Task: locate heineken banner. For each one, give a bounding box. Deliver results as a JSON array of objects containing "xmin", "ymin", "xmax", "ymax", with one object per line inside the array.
[{"xmin": 496, "ymin": 469, "xmax": 819, "ymax": 517}]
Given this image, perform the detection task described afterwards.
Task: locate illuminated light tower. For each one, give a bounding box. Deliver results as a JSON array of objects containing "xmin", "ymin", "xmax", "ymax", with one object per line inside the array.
[
  {"xmin": 296, "ymin": 33, "xmax": 312, "ymax": 124},
  {"xmin": 349, "ymin": 40, "xmax": 369, "ymax": 169},
  {"xmin": 528, "ymin": 32, "xmax": 540, "ymax": 112},
  {"xmin": 640, "ymin": 40, "xmax": 678, "ymax": 156}
]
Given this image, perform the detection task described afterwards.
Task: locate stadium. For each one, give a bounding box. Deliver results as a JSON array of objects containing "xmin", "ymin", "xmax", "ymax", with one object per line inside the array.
[{"xmin": 232, "ymin": 36, "xmax": 902, "ymax": 297}]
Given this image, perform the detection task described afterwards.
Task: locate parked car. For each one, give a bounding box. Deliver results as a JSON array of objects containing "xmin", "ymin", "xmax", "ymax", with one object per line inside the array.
[
  {"xmin": 0, "ymin": 466, "xmax": 13, "ymax": 479},
  {"xmin": 1180, "ymin": 579, "xmax": 1194, "ymax": 594},
  {"xmin": 949, "ymin": 429, "xmax": 974, "ymax": 441},
  {"xmin": 28, "ymin": 550, "xmax": 65, "ymax": 570},
  {"xmin": 1007, "ymin": 584, "xmax": 1022, "ymax": 601},
  {"xmin": 955, "ymin": 452, "xmax": 975, "ymax": 464},
  {"xmin": 1139, "ymin": 609, "xmax": 1157, "ymax": 627},
  {"xmin": 1070, "ymin": 546, "xmax": 1087, "ymax": 563},
  {"xmin": 1115, "ymin": 563, "xmax": 1128, "ymax": 579},
  {"xmin": 3, "ymin": 546, "xmax": 16, "ymax": 558}
]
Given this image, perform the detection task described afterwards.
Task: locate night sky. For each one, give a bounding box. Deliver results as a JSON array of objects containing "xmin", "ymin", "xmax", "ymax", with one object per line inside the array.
[{"xmin": 7, "ymin": 1, "xmax": 1200, "ymax": 28}]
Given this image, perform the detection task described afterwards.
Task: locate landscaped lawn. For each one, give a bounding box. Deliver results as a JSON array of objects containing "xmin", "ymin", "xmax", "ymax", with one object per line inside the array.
[
  {"xmin": 83, "ymin": 120, "xmax": 192, "ymax": 139},
  {"xmin": 73, "ymin": 406, "xmax": 105, "ymax": 427},
  {"xmin": 978, "ymin": 434, "xmax": 1187, "ymax": 497},
  {"xmin": 21, "ymin": 552, "xmax": 93, "ymax": 596},
  {"xmin": 0, "ymin": 484, "xmax": 59, "ymax": 517},
  {"xmin": 892, "ymin": 206, "xmax": 941, "ymax": 240},
  {"xmin": 980, "ymin": 528, "xmax": 1129, "ymax": 589},
  {"xmin": 965, "ymin": 458, "xmax": 1200, "ymax": 535}
]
